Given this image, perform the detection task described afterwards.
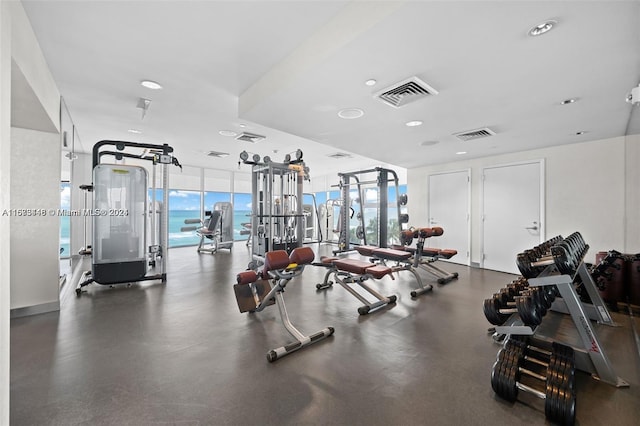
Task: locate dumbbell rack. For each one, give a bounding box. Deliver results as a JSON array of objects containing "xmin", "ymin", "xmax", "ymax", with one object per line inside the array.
[{"xmin": 495, "ymin": 261, "xmax": 628, "ymax": 388}]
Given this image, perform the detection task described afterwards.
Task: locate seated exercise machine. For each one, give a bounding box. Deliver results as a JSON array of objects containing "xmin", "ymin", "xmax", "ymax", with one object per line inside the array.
[
  {"xmin": 182, "ymin": 202, "xmax": 233, "ymax": 254},
  {"xmin": 233, "ymin": 247, "xmax": 334, "ymax": 361},
  {"xmin": 393, "ymin": 227, "xmax": 459, "ymax": 285},
  {"xmin": 315, "ymin": 256, "xmax": 398, "ymax": 315},
  {"xmin": 353, "ymin": 245, "xmax": 433, "ymax": 297}
]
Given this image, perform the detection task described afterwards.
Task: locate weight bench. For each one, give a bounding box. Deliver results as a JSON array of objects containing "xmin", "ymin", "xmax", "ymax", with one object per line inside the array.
[
  {"xmin": 233, "ymin": 247, "xmax": 334, "ymax": 362},
  {"xmin": 396, "ymin": 227, "xmax": 460, "ymax": 285},
  {"xmin": 315, "ymin": 256, "xmax": 397, "ymax": 315},
  {"xmin": 355, "ymin": 245, "xmax": 433, "ymax": 297}
]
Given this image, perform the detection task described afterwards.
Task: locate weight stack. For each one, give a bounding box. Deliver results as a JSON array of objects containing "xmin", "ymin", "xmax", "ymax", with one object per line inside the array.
[{"xmin": 595, "ymin": 251, "xmax": 627, "ymax": 309}]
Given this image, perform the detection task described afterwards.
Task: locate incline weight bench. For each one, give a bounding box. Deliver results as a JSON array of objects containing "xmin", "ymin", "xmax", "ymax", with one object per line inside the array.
[
  {"xmin": 234, "ymin": 247, "xmax": 334, "ymax": 362},
  {"xmin": 395, "ymin": 227, "xmax": 459, "ymax": 284},
  {"xmin": 315, "ymin": 257, "xmax": 397, "ymax": 315},
  {"xmin": 354, "ymin": 245, "xmax": 434, "ymax": 297}
]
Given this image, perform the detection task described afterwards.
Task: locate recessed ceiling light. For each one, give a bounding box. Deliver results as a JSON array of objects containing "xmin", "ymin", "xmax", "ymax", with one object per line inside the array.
[
  {"xmin": 405, "ymin": 120, "xmax": 423, "ymax": 127},
  {"xmin": 219, "ymin": 130, "xmax": 238, "ymax": 137},
  {"xmin": 140, "ymin": 80, "xmax": 163, "ymax": 90},
  {"xmin": 338, "ymin": 108, "xmax": 365, "ymax": 119},
  {"xmin": 127, "ymin": 129, "xmax": 142, "ymax": 134},
  {"xmin": 238, "ymin": 123, "xmax": 246, "ymax": 128},
  {"xmin": 365, "ymin": 79, "xmax": 377, "ymax": 86},
  {"xmin": 528, "ymin": 20, "xmax": 557, "ymax": 37},
  {"xmin": 561, "ymin": 98, "xmax": 576, "ymax": 105},
  {"xmin": 420, "ymin": 140, "xmax": 439, "ymax": 146},
  {"xmin": 456, "ymin": 151, "xmax": 467, "ymax": 155}
]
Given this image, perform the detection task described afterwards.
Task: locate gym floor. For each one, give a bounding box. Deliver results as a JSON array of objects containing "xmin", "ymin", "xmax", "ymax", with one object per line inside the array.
[{"xmin": 10, "ymin": 243, "xmax": 640, "ymax": 425}]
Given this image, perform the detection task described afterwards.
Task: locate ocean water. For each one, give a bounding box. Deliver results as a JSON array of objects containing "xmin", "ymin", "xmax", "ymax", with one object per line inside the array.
[{"xmin": 59, "ymin": 210, "xmax": 252, "ymax": 255}]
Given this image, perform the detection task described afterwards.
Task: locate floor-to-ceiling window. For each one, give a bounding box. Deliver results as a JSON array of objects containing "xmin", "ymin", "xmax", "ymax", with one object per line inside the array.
[
  {"xmin": 233, "ymin": 193, "xmax": 252, "ymax": 241},
  {"xmin": 168, "ymin": 190, "xmax": 202, "ymax": 247},
  {"xmin": 60, "ymin": 181, "xmax": 71, "ymax": 258}
]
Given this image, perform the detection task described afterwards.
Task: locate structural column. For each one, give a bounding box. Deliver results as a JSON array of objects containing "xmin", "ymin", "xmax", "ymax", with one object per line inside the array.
[{"xmin": 0, "ymin": 1, "xmax": 12, "ymax": 423}]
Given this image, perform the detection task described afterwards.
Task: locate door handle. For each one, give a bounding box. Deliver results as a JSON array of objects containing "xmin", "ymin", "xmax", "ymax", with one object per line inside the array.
[{"xmin": 525, "ymin": 221, "xmax": 539, "ymax": 231}]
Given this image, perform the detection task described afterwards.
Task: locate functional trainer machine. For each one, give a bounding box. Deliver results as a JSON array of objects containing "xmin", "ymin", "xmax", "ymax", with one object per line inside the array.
[
  {"xmin": 233, "ymin": 247, "xmax": 334, "ymax": 361},
  {"xmin": 238, "ymin": 149, "xmax": 309, "ymax": 266},
  {"xmin": 76, "ymin": 140, "xmax": 181, "ymax": 295}
]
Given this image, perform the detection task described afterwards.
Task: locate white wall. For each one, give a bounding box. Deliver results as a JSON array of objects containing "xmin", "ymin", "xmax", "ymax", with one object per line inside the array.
[
  {"xmin": 408, "ymin": 136, "xmax": 631, "ymax": 265},
  {"xmin": 1, "ymin": 2, "xmax": 61, "ymax": 419},
  {"xmin": 8, "ymin": 1, "xmax": 59, "ymax": 131},
  {"xmin": 625, "ymin": 133, "xmax": 640, "ymax": 252},
  {"xmin": 10, "ymin": 127, "xmax": 60, "ymax": 312},
  {"xmin": 0, "ymin": 1, "xmax": 11, "ymax": 423}
]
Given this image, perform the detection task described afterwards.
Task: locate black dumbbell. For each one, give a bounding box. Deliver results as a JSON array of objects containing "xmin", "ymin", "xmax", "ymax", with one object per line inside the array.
[
  {"xmin": 491, "ymin": 340, "xmax": 576, "ymax": 426},
  {"xmin": 517, "ymin": 245, "xmax": 567, "ymax": 279},
  {"xmin": 484, "ymin": 286, "xmax": 553, "ymax": 326},
  {"xmin": 515, "ymin": 287, "xmax": 555, "ymax": 326},
  {"xmin": 484, "ymin": 285, "xmax": 532, "ymax": 325}
]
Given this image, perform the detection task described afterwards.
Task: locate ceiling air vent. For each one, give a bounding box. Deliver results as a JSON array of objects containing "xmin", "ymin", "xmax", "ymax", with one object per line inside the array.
[
  {"xmin": 235, "ymin": 132, "xmax": 266, "ymax": 143},
  {"xmin": 453, "ymin": 127, "xmax": 496, "ymax": 141},
  {"xmin": 207, "ymin": 151, "xmax": 229, "ymax": 158},
  {"xmin": 375, "ymin": 76, "xmax": 438, "ymax": 108},
  {"xmin": 327, "ymin": 152, "xmax": 352, "ymax": 159}
]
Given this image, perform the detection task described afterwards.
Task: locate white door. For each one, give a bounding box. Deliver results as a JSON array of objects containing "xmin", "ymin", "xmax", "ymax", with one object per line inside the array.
[
  {"xmin": 482, "ymin": 161, "xmax": 544, "ymax": 274},
  {"xmin": 428, "ymin": 170, "xmax": 470, "ymax": 265}
]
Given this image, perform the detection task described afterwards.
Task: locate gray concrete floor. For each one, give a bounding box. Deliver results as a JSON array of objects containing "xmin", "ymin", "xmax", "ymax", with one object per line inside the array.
[{"xmin": 11, "ymin": 243, "xmax": 640, "ymax": 425}]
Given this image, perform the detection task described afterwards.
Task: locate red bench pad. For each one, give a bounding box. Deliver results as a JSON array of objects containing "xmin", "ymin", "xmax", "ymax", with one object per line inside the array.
[
  {"xmin": 438, "ymin": 249, "xmax": 458, "ymax": 259},
  {"xmin": 237, "ymin": 270, "xmax": 260, "ymax": 285},
  {"xmin": 332, "ymin": 259, "xmax": 392, "ymax": 279},
  {"xmin": 289, "ymin": 247, "xmax": 314, "ymax": 265},
  {"xmin": 355, "ymin": 245, "xmax": 377, "ymax": 256},
  {"xmin": 320, "ymin": 256, "xmax": 340, "ymax": 265},
  {"xmin": 394, "ymin": 246, "xmax": 456, "ymax": 258},
  {"xmin": 372, "ymin": 247, "xmax": 412, "ymax": 261},
  {"xmin": 365, "ymin": 264, "xmax": 393, "ymax": 279}
]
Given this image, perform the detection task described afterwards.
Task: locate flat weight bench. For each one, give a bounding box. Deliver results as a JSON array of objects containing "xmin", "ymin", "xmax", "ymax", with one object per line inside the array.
[
  {"xmin": 233, "ymin": 247, "xmax": 334, "ymax": 362},
  {"xmin": 315, "ymin": 256, "xmax": 397, "ymax": 315},
  {"xmin": 396, "ymin": 227, "xmax": 460, "ymax": 285},
  {"xmin": 355, "ymin": 245, "xmax": 433, "ymax": 297}
]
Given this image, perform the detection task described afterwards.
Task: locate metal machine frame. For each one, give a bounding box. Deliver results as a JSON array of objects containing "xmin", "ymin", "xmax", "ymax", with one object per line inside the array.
[
  {"xmin": 495, "ymin": 260, "xmax": 628, "ymax": 388},
  {"xmin": 334, "ymin": 167, "xmax": 406, "ymax": 254},
  {"xmin": 76, "ymin": 140, "xmax": 180, "ymax": 295},
  {"xmin": 239, "ymin": 149, "xmax": 309, "ymax": 266}
]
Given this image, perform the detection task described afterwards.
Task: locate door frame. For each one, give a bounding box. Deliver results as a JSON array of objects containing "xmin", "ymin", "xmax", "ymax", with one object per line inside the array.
[
  {"xmin": 427, "ymin": 168, "xmax": 471, "ymax": 266},
  {"xmin": 480, "ymin": 159, "xmax": 545, "ymax": 269}
]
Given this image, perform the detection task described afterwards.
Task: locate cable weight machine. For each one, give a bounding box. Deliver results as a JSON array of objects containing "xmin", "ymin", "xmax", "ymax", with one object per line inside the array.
[
  {"xmin": 239, "ymin": 149, "xmax": 310, "ymax": 267},
  {"xmin": 76, "ymin": 140, "xmax": 181, "ymax": 295}
]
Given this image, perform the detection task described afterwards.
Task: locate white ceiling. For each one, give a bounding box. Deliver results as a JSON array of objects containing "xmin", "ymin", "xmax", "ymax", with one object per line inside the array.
[{"xmin": 19, "ymin": 0, "xmax": 640, "ymax": 178}]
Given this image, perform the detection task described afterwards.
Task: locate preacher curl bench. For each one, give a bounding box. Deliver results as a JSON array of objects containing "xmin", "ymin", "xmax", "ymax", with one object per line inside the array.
[{"xmin": 234, "ymin": 247, "xmax": 334, "ymax": 361}]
